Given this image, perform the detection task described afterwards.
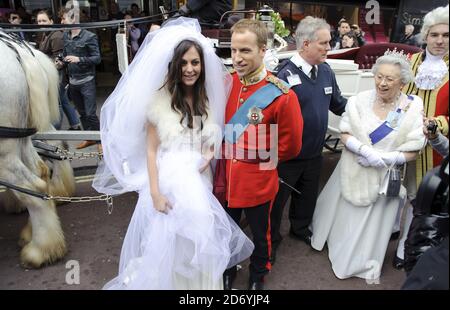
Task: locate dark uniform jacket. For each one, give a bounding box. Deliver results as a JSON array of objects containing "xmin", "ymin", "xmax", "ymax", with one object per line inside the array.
[{"xmin": 277, "ymin": 59, "xmax": 346, "ymax": 160}]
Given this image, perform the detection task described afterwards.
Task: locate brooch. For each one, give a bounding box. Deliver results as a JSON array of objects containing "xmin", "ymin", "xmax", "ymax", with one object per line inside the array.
[{"xmin": 247, "ymin": 106, "xmax": 264, "ymax": 125}]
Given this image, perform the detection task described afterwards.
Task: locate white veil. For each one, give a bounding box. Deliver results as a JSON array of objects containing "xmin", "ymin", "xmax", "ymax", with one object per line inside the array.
[{"xmin": 93, "ymin": 18, "xmax": 231, "ymax": 195}]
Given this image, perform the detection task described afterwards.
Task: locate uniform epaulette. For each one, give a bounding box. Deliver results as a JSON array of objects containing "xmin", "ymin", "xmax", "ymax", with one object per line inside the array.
[{"xmin": 265, "ymin": 75, "xmax": 290, "ymax": 94}]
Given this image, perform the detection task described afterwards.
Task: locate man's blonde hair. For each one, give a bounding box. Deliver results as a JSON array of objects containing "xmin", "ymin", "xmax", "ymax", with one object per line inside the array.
[{"xmin": 230, "ymin": 19, "xmax": 268, "ymax": 48}]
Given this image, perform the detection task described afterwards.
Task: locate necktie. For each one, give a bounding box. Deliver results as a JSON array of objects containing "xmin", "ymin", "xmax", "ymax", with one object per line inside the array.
[{"xmin": 310, "ymin": 66, "xmax": 317, "ymax": 80}]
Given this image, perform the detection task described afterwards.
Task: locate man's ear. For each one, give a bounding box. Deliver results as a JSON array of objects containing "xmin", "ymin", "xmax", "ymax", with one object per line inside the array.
[
  {"xmin": 303, "ymin": 40, "xmax": 310, "ymax": 49},
  {"xmin": 261, "ymin": 44, "xmax": 266, "ymax": 54}
]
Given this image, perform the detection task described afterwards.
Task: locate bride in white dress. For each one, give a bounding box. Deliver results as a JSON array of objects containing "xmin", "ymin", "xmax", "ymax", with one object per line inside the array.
[
  {"xmin": 311, "ymin": 52, "xmax": 425, "ymax": 280},
  {"xmin": 93, "ymin": 18, "xmax": 254, "ymax": 289}
]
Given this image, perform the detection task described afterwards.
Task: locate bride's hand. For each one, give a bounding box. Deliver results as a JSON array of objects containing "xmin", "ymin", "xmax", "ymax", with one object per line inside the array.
[{"xmin": 152, "ymin": 193, "xmax": 172, "ymax": 214}]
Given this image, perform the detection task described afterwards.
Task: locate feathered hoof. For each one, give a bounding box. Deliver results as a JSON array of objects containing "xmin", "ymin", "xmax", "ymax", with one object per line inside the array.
[
  {"xmin": 20, "ymin": 239, "xmax": 67, "ymax": 269},
  {"xmin": 18, "ymin": 221, "xmax": 32, "ymax": 248}
]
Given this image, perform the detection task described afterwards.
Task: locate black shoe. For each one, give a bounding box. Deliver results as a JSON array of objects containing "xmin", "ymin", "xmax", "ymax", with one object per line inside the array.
[
  {"xmin": 248, "ymin": 280, "xmax": 264, "ymax": 290},
  {"xmin": 393, "ymin": 255, "xmax": 404, "ymax": 270},
  {"xmin": 390, "ymin": 231, "xmax": 400, "ymax": 241},
  {"xmin": 289, "ymin": 229, "xmax": 312, "ymax": 246},
  {"xmin": 270, "ymin": 241, "xmax": 281, "ymax": 266},
  {"xmin": 223, "ymin": 269, "xmax": 236, "ymax": 290}
]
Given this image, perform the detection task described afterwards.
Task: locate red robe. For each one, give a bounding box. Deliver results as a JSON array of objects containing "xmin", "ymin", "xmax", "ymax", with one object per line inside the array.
[
  {"xmin": 224, "ymin": 71, "xmax": 303, "ymax": 208},
  {"xmin": 404, "ymin": 52, "xmax": 449, "ymax": 185}
]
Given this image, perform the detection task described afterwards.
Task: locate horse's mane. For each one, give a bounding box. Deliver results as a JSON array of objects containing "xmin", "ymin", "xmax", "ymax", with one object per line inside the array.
[{"xmin": 1, "ymin": 32, "xmax": 59, "ymax": 131}]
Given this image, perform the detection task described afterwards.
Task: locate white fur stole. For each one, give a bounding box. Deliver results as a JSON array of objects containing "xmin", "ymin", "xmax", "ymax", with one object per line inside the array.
[{"xmin": 338, "ymin": 90, "xmax": 426, "ymax": 206}]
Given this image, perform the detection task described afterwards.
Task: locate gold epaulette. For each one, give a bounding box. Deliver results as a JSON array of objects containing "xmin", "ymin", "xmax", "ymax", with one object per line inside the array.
[{"xmin": 265, "ymin": 75, "xmax": 290, "ymax": 94}]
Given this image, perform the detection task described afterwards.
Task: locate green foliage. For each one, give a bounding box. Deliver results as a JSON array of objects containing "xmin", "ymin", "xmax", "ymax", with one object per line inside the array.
[{"xmin": 271, "ymin": 12, "xmax": 290, "ymax": 38}]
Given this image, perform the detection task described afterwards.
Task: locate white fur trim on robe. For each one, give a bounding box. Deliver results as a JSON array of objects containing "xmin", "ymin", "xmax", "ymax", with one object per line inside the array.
[
  {"xmin": 146, "ymin": 88, "xmax": 222, "ymax": 150},
  {"xmin": 338, "ymin": 90, "xmax": 426, "ymax": 207}
]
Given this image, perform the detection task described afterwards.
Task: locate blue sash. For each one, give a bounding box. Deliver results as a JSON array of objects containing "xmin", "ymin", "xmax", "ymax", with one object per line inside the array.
[
  {"xmin": 224, "ymin": 81, "xmax": 290, "ymax": 144},
  {"xmin": 369, "ymin": 95, "xmax": 413, "ymax": 144}
]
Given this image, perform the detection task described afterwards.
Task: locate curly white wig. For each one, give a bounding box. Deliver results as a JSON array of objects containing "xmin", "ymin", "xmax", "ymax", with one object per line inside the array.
[{"xmin": 420, "ymin": 5, "xmax": 449, "ymax": 41}]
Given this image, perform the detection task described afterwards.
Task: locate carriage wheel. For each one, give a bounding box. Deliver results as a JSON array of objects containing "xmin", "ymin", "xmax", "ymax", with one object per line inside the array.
[{"xmin": 324, "ymin": 134, "xmax": 342, "ymax": 153}]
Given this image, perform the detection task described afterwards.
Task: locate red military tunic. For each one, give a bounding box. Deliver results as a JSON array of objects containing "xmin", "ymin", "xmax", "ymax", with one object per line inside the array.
[{"xmin": 225, "ymin": 68, "xmax": 303, "ymax": 208}]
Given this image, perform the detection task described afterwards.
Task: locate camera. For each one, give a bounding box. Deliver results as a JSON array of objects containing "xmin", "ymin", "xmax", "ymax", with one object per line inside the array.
[
  {"xmin": 427, "ymin": 119, "xmax": 438, "ymax": 135},
  {"xmin": 56, "ymin": 53, "xmax": 68, "ymax": 64}
]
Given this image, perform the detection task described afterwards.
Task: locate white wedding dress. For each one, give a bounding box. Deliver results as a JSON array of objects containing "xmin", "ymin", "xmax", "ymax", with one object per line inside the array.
[
  {"xmin": 311, "ymin": 100, "xmax": 405, "ymax": 280},
  {"xmin": 93, "ymin": 17, "xmax": 253, "ymax": 290},
  {"xmin": 102, "ymin": 91, "xmax": 254, "ymax": 290}
]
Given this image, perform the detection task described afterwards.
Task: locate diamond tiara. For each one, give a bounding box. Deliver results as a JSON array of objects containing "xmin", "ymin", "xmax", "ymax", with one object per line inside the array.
[{"xmin": 383, "ymin": 48, "xmax": 411, "ymax": 63}]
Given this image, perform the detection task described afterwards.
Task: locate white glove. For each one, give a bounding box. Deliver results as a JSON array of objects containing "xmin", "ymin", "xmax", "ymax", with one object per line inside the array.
[
  {"xmin": 359, "ymin": 145, "xmax": 387, "ymax": 168},
  {"xmin": 357, "ymin": 156, "xmax": 370, "ymax": 167},
  {"xmin": 380, "ymin": 151, "xmax": 406, "ymax": 165},
  {"xmin": 345, "ymin": 136, "xmax": 364, "ymax": 154}
]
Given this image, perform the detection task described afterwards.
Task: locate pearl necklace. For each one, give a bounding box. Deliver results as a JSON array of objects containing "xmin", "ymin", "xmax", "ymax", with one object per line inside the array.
[{"xmin": 376, "ymin": 93, "xmax": 401, "ymax": 111}]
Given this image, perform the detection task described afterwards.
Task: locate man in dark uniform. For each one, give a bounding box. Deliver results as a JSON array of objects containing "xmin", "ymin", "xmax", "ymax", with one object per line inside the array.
[
  {"xmin": 219, "ymin": 19, "xmax": 303, "ymax": 290},
  {"xmin": 178, "ymin": 0, "xmax": 232, "ymax": 25},
  {"xmin": 270, "ymin": 16, "xmax": 347, "ymax": 264}
]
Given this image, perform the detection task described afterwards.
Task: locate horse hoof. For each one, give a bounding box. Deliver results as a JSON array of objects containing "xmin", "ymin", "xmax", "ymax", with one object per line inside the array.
[
  {"xmin": 20, "ymin": 240, "xmax": 67, "ymax": 269},
  {"xmin": 21, "ymin": 243, "xmax": 46, "ymax": 268}
]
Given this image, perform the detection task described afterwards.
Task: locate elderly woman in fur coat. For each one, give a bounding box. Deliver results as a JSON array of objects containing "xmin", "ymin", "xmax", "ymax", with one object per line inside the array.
[{"xmin": 310, "ymin": 51, "xmax": 426, "ymax": 280}]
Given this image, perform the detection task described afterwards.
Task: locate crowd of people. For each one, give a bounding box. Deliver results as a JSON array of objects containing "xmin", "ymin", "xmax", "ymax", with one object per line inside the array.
[{"xmin": 1, "ymin": 1, "xmax": 448, "ymax": 290}]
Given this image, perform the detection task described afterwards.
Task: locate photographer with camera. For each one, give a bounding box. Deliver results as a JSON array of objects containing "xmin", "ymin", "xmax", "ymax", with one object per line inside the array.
[
  {"xmin": 393, "ymin": 5, "xmax": 449, "ymax": 270},
  {"xmin": 58, "ymin": 7, "xmax": 101, "ymax": 150},
  {"xmin": 402, "ymin": 155, "xmax": 448, "ymax": 289},
  {"xmin": 123, "ymin": 12, "xmax": 141, "ymax": 60},
  {"xmin": 400, "ymin": 119, "xmax": 448, "ymax": 280},
  {"xmin": 424, "ymin": 117, "xmax": 449, "ymax": 157}
]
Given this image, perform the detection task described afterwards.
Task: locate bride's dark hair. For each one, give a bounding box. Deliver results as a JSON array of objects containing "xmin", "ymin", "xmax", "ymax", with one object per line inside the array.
[{"xmin": 162, "ymin": 39, "xmax": 208, "ymax": 129}]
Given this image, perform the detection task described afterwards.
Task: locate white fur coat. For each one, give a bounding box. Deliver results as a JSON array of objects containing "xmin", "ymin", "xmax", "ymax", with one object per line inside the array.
[
  {"xmin": 339, "ymin": 90, "xmax": 425, "ymax": 207},
  {"xmin": 146, "ymin": 88, "xmax": 221, "ymax": 150}
]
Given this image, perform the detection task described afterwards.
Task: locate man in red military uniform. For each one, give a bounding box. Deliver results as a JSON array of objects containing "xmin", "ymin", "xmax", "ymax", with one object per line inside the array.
[{"xmin": 221, "ymin": 19, "xmax": 303, "ymax": 290}]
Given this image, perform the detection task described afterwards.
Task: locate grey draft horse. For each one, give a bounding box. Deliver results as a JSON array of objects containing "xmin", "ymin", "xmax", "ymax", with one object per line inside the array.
[{"xmin": 0, "ymin": 32, "xmax": 75, "ymax": 268}]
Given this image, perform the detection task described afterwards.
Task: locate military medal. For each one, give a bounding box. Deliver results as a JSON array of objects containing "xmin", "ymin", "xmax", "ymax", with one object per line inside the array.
[{"xmin": 247, "ymin": 106, "xmax": 264, "ymax": 125}]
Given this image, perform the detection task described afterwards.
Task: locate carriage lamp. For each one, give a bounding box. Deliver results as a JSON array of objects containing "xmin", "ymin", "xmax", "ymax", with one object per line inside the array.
[{"xmin": 258, "ymin": 5, "xmax": 275, "ymax": 49}]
